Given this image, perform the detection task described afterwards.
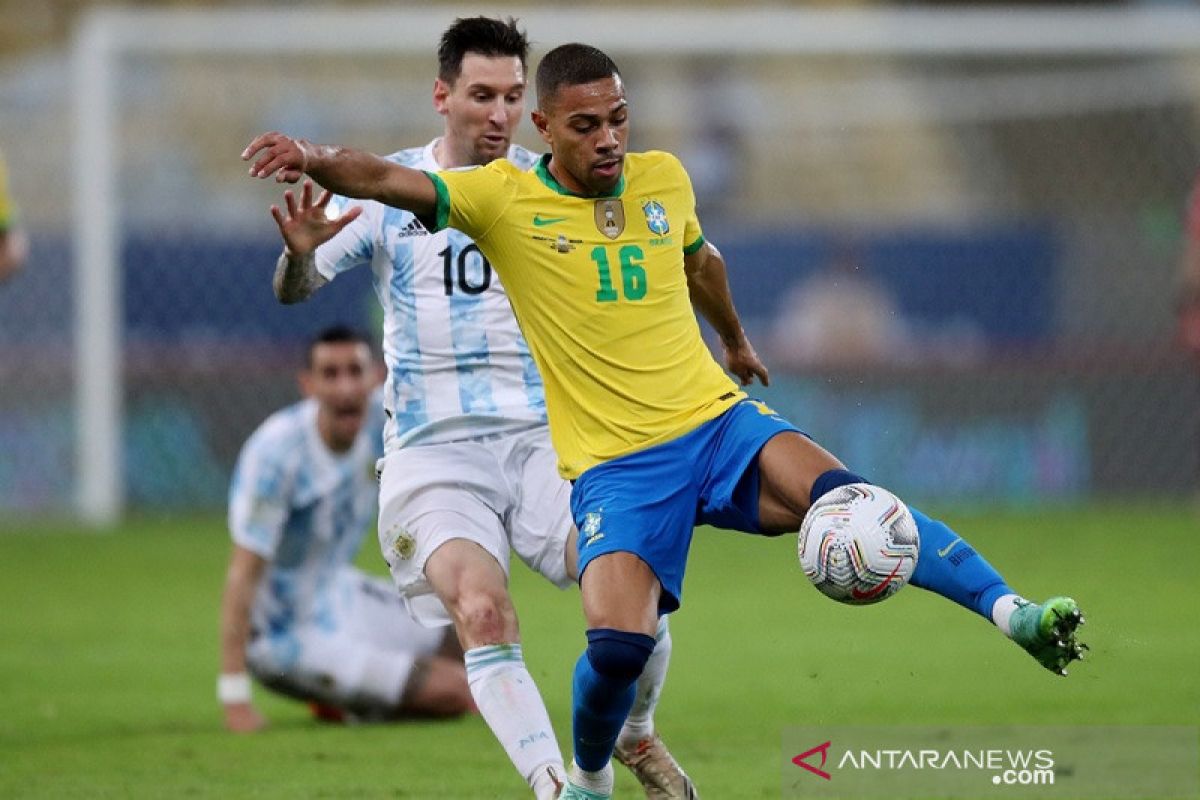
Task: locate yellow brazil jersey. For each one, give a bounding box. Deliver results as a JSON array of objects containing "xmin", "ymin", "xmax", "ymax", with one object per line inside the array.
[{"xmin": 426, "ymin": 151, "xmax": 744, "ymax": 479}]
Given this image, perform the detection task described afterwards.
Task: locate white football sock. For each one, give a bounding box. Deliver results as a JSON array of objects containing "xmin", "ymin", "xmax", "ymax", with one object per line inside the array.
[
  {"xmin": 568, "ymin": 760, "xmax": 614, "ymax": 793},
  {"xmin": 991, "ymin": 593, "xmax": 1026, "ymax": 637},
  {"xmin": 530, "ymin": 763, "xmax": 564, "ymax": 800},
  {"xmin": 465, "ymin": 644, "xmax": 564, "ymax": 795},
  {"xmin": 618, "ymin": 616, "xmax": 671, "ymax": 747}
]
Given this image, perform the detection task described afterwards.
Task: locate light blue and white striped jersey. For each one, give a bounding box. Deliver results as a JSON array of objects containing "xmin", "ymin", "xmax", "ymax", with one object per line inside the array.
[
  {"xmin": 316, "ymin": 140, "xmax": 546, "ymax": 452},
  {"xmin": 228, "ymin": 394, "xmax": 385, "ymax": 636}
]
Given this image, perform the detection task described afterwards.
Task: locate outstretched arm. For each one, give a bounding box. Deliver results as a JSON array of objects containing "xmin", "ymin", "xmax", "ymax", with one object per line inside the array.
[
  {"xmin": 684, "ymin": 240, "xmax": 769, "ymax": 387},
  {"xmin": 268, "ymin": 180, "xmax": 361, "ymax": 304},
  {"xmin": 218, "ymin": 545, "xmax": 268, "ymax": 733},
  {"xmin": 243, "ymin": 132, "xmax": 437, "ymax": 218}
]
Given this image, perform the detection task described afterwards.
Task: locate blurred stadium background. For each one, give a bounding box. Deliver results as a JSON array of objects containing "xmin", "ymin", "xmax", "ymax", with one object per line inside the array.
[
  {"xmin": 3, "ymin": 3, "xmax": 1199, "ymax": 524},
  {"xmin": 3, "ymin": 5, "xmax": 1200, "ymax": 798}
]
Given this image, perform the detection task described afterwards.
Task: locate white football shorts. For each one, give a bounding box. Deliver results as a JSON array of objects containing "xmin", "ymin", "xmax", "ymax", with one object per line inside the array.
[
  {"xmin": 245, "ymin": 566, "xmax": 445, "ymax": 712},
  {"xmin": 377, "ymin": 423, "xmax": 575, "ymax": 626}
]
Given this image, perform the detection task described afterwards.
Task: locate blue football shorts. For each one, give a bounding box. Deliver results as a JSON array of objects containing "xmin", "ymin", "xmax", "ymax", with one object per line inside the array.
[{"xmin": 570, "ymin": 399, "xmax": 801, "ymax": 613}]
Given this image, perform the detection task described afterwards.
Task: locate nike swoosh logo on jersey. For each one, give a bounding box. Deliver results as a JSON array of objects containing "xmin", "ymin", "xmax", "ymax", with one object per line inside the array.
[
  {"xmin": 533, "ymin": 215, "xmax": 569, "ymax": 227},
  {"xmin": 937, "ymin": 537, "xmax": 963, "ymax": 558}
]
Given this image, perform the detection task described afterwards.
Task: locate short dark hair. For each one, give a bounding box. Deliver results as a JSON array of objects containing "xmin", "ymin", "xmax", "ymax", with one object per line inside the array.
[
  {"xmin": 536, "ymin": 43, "xmax": 620, "ymax": 109},
  {"xmin": 306, "ymin": 325, "xmax": 371, "ymax": 367},
  {"xmin": 437, "ymin": 16, "xmax": 529, "ymax": 84}
]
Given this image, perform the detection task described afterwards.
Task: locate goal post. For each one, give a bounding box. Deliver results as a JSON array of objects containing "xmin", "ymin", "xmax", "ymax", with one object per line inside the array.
[{"xmin": 68, "ymin": 5, "xmax": 1200, "ymax": 524}]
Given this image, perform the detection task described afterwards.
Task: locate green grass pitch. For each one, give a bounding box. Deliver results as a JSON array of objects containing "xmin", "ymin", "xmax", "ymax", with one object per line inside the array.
[{"xmin": 1, "ymin": 505, "xmax": 1197, "ymax": 798}]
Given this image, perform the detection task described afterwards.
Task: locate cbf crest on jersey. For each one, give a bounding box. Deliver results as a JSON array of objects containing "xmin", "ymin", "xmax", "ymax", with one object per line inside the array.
[
  {"xmin": 642, "ymin": 200, "xmax": 670, "ymax": 236},
  {"xmin": 594, "ymin": 199, "xmax": 625, "ymax": 239}
]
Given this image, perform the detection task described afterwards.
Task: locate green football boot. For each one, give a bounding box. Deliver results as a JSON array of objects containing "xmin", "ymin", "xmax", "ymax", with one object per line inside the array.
[
  {"xmin": 557, "ymin": 781, "xmax": 612, "ymax": 800},
  {"xmin": 557, "ymin": 763, "xmax": 613, "ymax": 800},
  {"xmin": 1010, "ymin": 596, "xmax": 1087, "ymax": 676}
]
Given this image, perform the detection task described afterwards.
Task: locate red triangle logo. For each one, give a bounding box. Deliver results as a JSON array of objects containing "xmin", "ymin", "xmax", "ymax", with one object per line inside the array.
[{"xmin": 792, "ymin": 740, "xmax": 832, "ymax": 780}]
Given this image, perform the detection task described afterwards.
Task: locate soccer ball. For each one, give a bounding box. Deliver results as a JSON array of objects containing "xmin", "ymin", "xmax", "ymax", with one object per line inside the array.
[{"xmin": 797, "ymin": 483, "xmax": 919, "ymax": 605}]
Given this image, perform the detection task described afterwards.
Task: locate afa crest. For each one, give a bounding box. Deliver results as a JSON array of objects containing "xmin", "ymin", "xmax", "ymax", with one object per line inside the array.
[
  {"xmin": 387, "ymin": 526, "xmax": 416, "ymax": 561},
  {"xmin": 642, "ymin": 200, "xmax": 670, "ymax": 236}
]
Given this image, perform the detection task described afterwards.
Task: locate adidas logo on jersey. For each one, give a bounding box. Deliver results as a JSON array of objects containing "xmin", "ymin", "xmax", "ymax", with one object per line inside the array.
[{"xmin": 393, "ymin": 218, "xmax": 427, "ymax": 239}]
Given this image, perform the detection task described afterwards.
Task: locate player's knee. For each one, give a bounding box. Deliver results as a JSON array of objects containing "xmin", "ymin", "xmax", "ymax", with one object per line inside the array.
[
  {"xmin": 585, "ymin": 628, "xmax": 656, "ymax": 682},
  {"xmin": 454, "ymin": 588, "xmax": 517, "ymax": 645}
]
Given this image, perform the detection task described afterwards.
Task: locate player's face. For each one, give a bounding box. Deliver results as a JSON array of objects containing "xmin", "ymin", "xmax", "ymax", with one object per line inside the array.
[
  {"xmin": 300, "ymin": 341, "xmax": 376, "ymax": 450},
  {"xmin": 434, "ymin": 53, "xmax": 526, "ymax": 167},
  {"xmin": 533, "ymin": 74, "xmax": 628, "ymax": 195}
]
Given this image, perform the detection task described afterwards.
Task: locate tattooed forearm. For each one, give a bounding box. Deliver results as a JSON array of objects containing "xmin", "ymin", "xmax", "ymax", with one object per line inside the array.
[{"xmin": 273, "ymin": 249, "xmax": 327, "ymax": 304}]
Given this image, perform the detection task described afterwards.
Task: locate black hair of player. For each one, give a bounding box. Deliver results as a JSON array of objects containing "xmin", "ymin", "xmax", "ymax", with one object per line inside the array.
[
  {"xmin": 535, "ymin": 43, "xmax": 621, "ymax": 110},
  {"xmin": 306, "ymin": 325, "xmax": 372, "ymax": 367},
  {"xmin": 437, "ymin": 16, "xmax": 529, "ymax": 85}
]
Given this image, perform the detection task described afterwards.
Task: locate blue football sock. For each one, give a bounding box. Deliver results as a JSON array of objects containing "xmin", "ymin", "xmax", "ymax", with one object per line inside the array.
[
  {"xmin": 572, "ymin": 628, "xmax": 655, "ymax": 772},
  {"xmin": 908, "ymin": 505, "xmax": 1013, "ymax": 620}
]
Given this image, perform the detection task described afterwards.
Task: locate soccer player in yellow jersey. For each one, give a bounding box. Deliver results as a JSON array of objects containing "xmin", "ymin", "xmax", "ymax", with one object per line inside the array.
[{"xmin": 245, "ymin": 42, "xmax": 1086, "ymax": 799}]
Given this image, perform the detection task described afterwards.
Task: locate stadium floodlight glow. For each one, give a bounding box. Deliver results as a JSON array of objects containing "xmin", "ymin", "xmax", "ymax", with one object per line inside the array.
[{"xmin": 70, "ymin": 4, "xmax": 1200, "ymax": 525}]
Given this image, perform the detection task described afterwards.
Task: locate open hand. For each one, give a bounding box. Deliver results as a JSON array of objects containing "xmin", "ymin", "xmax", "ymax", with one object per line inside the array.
[{"xmin": 270, "ymin": 180, "xmax": 362, "ymax": 257}]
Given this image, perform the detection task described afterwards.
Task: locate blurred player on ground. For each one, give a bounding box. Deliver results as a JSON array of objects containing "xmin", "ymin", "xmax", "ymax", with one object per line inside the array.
[
  {"xmin": 253, "ymin": 18, "xmax": 691, "ymax": 799},
  {"xmin": 244, "ymin": 41, "xmax": 1085, "ymax": 800},
  {"xmin": 219, "ymin": 325, "xmax": 472, "ymax": 732},
  {"xmin": 0, "ymin": 148, "xmax": 29, "ymax": 283}
]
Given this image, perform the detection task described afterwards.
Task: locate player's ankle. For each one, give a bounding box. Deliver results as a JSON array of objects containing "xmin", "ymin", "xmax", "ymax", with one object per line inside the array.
[
  {"xmin": 530, "ymin": 761, "xmax": 566, "ymax": 800},
  {"xmin": 617, "ymin": 715, "xmax": 653, "ymax": 749},
  {"xmin": 569, "ymin": 760, "xmax": 614, "ymax": 793},
  {"xmin": 990, "ymin": 593, "xmax": 1026, "ymax": 637}
]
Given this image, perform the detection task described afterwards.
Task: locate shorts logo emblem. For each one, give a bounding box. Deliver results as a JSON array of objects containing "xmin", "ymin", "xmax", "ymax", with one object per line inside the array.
[
  {"xmin": 391, "ymin": 529, "xmax": 416, "ymax": 560},
  {"xmin": 581, "ymin": 511, "xmax": 605, "ymax": 547}
]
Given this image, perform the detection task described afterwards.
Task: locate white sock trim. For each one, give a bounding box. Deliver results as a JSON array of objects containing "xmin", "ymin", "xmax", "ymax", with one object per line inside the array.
[
  {"xmin": 991, "ymin": 593, "xmax": 1025, "ymax": 637},
  {"xmin": 569, "ymin": 760, "xmax": 614, "ymax": 792}
]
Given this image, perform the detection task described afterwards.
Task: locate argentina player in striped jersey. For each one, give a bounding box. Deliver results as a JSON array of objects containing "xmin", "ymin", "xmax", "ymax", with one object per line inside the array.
[
  {"xmin": 219, "ymin": 327, "xmax": 472, "ymax": 732},
  {"xmin": 256, "ymin": 18, "xmax": 691, "ymax": 800}
]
